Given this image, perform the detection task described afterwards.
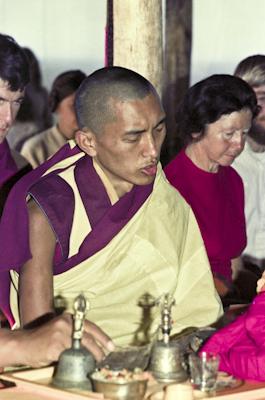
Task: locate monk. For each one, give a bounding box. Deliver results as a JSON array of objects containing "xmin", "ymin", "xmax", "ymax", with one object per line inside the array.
[
  {"xmin": 0, "ymin": 33, "xmax": 33, "ymax": 226},
  {"xmin": 0, "ymin": 33, "xmax": 112, "ymax": 368},
  {"xmin": 0, "ymin": 33, "xmax": 31, "ymax": 188},
  {"xmin": 0, "ymin": 66, "xmax": 222, "ymax": 359}
]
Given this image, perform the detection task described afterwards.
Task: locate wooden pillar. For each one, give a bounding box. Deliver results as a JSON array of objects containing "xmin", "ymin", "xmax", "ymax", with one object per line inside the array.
[
  {"xmin": 105, "ymin": 0, "xmax": 113, "ymax": 66},
  {"xmin": 113, "ymin": 0, "xmax": 163, "ymax": 97},
  {"xmin": 161, "ymin": 0, "xmax": 192, "ymax": 165}
]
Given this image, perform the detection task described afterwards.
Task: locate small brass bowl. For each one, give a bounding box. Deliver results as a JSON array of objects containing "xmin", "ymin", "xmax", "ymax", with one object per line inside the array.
[{"xmin": 91, "ymin": 372, "xmax": 148, "ymax": 400}]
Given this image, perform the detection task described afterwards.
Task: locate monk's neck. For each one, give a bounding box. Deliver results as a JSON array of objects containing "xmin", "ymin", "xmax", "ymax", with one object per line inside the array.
[
  {"xmin": 115, "ymin": 183, "xmax": 134, "ymax": 199},
  {"xmin": 92, "ymin": 158, "xmax": 133, "ymax": 202}
]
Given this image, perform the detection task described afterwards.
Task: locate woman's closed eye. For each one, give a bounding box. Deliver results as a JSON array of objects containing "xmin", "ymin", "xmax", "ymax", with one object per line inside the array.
[{"xmin": 223, "ymin": 131, "xmax": 234, "ymax": 139}]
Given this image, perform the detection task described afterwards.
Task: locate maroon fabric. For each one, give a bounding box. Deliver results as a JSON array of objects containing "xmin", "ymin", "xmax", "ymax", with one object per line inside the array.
[
  {"xmin": 164, "ymin": 149, "xmax": 246, "ymax": 285},
  {"xmin": 29, "ymin": 174, "xmax": 75, "ymax": 262},
  {"xmin": 202, "ymin": 292, "xmax": 265, "ymax": 381},
  {"xmin": 28, "ymin": 154, "xmax": 153, "ymax": 274},
  {"xmin": 0, "ymin": 143, "xmax": 80, "ymax": 271},
  {"xmin": 0, "ymin": 144, "xmax": 153, "ymax": 324},
  {"xmin": 0, "ymin": 143, "xmax": 80, "ymax": 325},
  {"xmin": 0, "ymin": 139, "xmax": 17, "ymax": 186}
]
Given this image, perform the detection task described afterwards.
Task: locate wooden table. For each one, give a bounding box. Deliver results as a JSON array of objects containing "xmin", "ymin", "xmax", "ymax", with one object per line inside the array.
[
  {"xmin": 1, "ymin": 367, "xmax": 265, "ymax": 400},
  {"xmin": 212, "ymin": 380, "xmax": 265, "ymax": 399}
]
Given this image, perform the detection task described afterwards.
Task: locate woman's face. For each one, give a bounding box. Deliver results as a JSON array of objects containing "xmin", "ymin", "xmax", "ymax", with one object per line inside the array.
[
  {"xmin": 192, "ymin": 108, "xmax": 252, "ymax": 172},
  {"xmin": 56, "ymin": 92, "xmax": 77, "ymax": 139}
]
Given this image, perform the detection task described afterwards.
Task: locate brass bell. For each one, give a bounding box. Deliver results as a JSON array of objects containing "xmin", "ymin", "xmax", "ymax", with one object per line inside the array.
[
  {"xmin": 150, "ymin": 341, "xmax": 188, "ymax": 383},
  {"xmin": 150, "ymin": 293, "xmax": 188, "ymax": 383},
  {"xmin": 52, "ymin": 294, "xmax": 95, "ymax": 390}
]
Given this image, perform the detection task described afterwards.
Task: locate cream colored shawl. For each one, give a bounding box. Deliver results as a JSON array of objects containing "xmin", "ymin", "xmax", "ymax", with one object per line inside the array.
[{"xmin": 10, "ymin": 153, "xmax": 222, "ymax": 344}]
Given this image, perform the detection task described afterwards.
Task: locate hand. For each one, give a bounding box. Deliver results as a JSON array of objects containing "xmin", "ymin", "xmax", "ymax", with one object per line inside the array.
[
  {"xmin": 82, "ymin": 319, "xmax": 115, "ymax": 362},
  {"xmin": 213, "ymin": 277, "xmax": 229, "ymax": 297},
  {"xmin": 257, "ymin": 271, "xmax": 265, "ymax": 293},
  {"xmin": 231, "ymin": 257, "xmax": 243, "ymax": 280},
  {"xmin": 20, "ymin": 314, "xmax": 114, "ymax": 367},
  {"xmin": 18, "ymin": 313, "xmax": 73, "ymax": 368}
]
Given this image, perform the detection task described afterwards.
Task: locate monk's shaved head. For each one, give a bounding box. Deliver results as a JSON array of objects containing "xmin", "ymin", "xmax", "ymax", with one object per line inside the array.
[{"xmin": 75, "ymin": 66, "xmax": 157, "ymax": 134}]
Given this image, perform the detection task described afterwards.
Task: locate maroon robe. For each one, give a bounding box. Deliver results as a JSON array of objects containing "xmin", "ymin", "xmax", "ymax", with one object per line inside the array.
[{"xmin": 0, "ymin": 139, "xmax": 17, "ymax": 187}]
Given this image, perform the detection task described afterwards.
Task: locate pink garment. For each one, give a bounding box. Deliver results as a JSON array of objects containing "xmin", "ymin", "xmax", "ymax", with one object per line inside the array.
[
  {"xmin": 202, "ymin": 292, "xmax": 265, "ymax": 381},
  {"xmin": 164, "ymin": 149, "xmax": 246, "ymax": 285},
  {"xmin": 0, "ymin": 139, "xmax": 17, "ymax": 187}
]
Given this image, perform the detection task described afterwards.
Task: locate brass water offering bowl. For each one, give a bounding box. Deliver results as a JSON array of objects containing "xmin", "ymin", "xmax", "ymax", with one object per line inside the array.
[{"xmin": 91, "ymin": 368, "xmax": 148, "ymax": 400}]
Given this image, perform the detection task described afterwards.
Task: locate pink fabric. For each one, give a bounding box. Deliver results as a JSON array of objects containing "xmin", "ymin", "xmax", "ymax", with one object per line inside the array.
[
  {"xmin": 164, "ymin": 149, "xmax": 246, "ymax": 285},
  {"xmin": 0, "ymin": 139, "xmax": 17, "ymax": 187},
  {"xmin": 202, "ymin": 292, "xmax": 265, "ymax": 381}
]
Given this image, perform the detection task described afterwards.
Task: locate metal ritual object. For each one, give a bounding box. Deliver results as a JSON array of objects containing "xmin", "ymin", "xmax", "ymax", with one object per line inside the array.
[
  {"xmin": 52, "ymin": 294, "xmax": 95, "ymax": 390},
  {"xmin": 132, "ymin": 292, "xmax": 156, "ymax": 346},
  {"xmin": 149, "ymin": 293, "xmax": 188, "ymax": 383},
  {"xmin": 91, "ymin": 372, "xmax": 148, "ymax": 400}
]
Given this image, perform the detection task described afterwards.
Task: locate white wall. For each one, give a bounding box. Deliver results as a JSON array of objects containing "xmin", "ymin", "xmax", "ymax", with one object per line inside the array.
[
  {"xmin": 191, "ymin": 0, "xmax": 265, "ymax": 84},
  {"xmin": 2, "ymin": 0, "xmax": 265, "ymax": 91},
  {"xmin": 0, "ymin": 0, "xmax": 106, "ymax": 89}
]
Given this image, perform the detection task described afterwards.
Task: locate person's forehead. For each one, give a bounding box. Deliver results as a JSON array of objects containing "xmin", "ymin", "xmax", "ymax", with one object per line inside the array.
[
  {"xmin": 208, "ymin": 109, "xmax": 252, "ymax": 129},
  {"xmin": 0, "ymin": 77, "xmax": 25, "ymax": 98},
  {"xmin": 110, "ymin": 92, "xmax": 163, "ymax": 112},
  {"xmin": 253, "ymin": 85, "xmax": 265, "ymax": 95},
  {"xmin": 60, "ymin": 92, "xmax": 76, "ymax": 104},
  {"xmin": 0, "ymin": 77, "xmax": 11, "ymax": 90}
]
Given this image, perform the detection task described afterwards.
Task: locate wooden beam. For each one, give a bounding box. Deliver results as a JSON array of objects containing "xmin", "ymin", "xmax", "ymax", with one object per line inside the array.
[
  {"xmin": 113, "ymin": 0, "xmax": 163, "ymax": 96},
  {"xmin": 162, "ymin": 0, "xmax": 192, "ymax": 165}
]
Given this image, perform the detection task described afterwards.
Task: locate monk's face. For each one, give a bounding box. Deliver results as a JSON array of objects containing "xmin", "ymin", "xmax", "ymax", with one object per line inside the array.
[
  {"xmin": 93, "ymin": 92, "xmax": 166, "ymax": 198},
  {"xmin": 0, "ymin": 78, "xmax": 24, "ymax": 143}
]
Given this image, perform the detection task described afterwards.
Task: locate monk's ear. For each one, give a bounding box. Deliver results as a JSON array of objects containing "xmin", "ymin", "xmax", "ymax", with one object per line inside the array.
[{"xmin": 75, "ymin": 129, "xmax": 97, "ymax": 157}]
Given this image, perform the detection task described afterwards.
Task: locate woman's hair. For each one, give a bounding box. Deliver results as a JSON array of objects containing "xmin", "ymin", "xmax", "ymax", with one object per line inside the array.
[
  {"xmin": 49, "ymin": 70, "xmax": 86, "ymax": 112},
  {"xmin": 234, "ymin": 55, "xmax": 265, "ymax": 88},
  {"xmin": 176, "ymin": 74, "xmax": 259, "ymax": 146}
]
